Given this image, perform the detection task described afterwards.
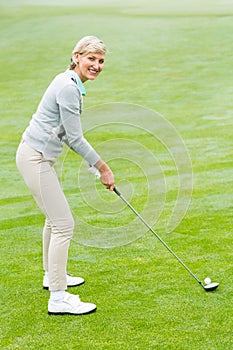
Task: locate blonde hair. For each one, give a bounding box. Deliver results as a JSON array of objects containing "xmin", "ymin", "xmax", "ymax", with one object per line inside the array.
[{"xmin": 70, "ymin": 35, "xmax": 107, "ymax": 69}]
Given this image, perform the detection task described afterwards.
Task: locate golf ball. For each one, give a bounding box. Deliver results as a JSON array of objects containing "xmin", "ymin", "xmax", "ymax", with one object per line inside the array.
[{"xmin": 204, "ymin": 277, "xmax": 211, "ymax": 285}]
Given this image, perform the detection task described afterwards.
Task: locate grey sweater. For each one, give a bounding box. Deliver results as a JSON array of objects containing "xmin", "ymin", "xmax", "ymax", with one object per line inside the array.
[{"xmin": 23, "ymin": 69, "xmax": 100, "ymax": 165}]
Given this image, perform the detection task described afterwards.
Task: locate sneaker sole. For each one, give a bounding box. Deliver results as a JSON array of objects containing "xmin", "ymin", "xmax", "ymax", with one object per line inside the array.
[
  {"xmin": 43, "ymin": 281, "xmax": 85, "ymax": 290},
  {"xmin": 48, "ymin": 307, "xmax": 97, "ymax": 316}
]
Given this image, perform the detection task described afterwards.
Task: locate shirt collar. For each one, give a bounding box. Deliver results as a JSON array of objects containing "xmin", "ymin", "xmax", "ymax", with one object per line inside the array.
[{"xmin": 66, "ymin": 69, "xmax": 86, "ymax": 96}]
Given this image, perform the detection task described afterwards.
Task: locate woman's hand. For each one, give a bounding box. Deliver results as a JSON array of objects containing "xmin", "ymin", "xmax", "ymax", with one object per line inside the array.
[
  {"xmin": 100, "ymin": 169, "xmax": 115, "ymax": 191},
  {"xmin": 94, "ymin": 160, "xmax": 115, "ymax": 191}
]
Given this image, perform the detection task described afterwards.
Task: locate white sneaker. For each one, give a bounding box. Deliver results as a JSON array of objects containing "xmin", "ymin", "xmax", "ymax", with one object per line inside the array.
[
  {"xmin": 43, "ymin": 273, "xmax": 85, "ymax": 290},
  {"xmin": 48, "ymin": 292, "xmax": 97, "ymax": 315}
]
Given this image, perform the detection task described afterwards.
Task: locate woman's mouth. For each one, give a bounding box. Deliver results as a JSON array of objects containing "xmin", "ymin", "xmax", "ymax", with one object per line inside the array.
[{"xmin": 88, "ymin": 68, "xmax": 98, "ymax": 75}]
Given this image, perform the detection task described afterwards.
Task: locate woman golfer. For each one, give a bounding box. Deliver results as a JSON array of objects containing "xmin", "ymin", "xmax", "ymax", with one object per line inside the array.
[{"xmin": 16, "ymin": 36, "xmax": 114, "ymax": 315}]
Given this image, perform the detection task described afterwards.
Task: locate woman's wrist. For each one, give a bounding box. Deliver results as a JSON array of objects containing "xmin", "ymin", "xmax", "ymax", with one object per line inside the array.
[{"xmin": 94, "ymin": 160, "xmax": 110, "ymax": 174}]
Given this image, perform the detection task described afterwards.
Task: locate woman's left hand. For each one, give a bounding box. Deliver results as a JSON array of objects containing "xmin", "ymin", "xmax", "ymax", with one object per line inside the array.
[
  {"xmin": 93, "ymin": 160, "xmax": 115, "ymax": 191},
  {"xmin": 100, "ymin": 169, "xmax": 115, "ymax": 191}
]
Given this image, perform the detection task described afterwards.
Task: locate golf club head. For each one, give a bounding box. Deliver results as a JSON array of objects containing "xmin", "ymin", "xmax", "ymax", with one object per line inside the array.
[{"xmin": 203, "ymin": 282, "xmax": 219, "ymax": 292}]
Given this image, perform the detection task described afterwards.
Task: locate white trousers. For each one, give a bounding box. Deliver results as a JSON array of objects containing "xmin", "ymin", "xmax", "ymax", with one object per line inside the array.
[{"xmin": 16, "ymin": 141, "xmax": 74, "ymax": 291}]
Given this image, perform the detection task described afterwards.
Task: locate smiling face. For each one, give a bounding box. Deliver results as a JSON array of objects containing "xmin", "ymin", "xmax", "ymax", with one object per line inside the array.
[{"xmin": 73, "ymin": 52, "xmax": 105, "ymax": 83}]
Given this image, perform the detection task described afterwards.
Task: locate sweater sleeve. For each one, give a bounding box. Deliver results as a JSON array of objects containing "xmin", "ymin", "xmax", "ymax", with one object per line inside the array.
[{"xmin": 57, "ymin": 83, "xmax": 101, "ymax": 165}]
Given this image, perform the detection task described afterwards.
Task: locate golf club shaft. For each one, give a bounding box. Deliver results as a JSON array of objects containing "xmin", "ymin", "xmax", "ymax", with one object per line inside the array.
[{"xmin": 113, "ymin": 187, "xmax": 203, "ymax": 286}]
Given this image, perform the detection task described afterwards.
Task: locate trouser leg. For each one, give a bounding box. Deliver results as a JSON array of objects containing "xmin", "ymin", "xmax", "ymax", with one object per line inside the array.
[
  {"xmin": 16, "ymin": 141, "xmax": 74, "ymax": 291},
  {"xmin": 42, "ymin": 218, "xmax": 51, "ymax": 273}
]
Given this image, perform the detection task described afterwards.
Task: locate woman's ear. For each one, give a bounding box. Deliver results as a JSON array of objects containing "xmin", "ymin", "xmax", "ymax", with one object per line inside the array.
[{"xmin": 73, "ymin": 52, "xmax": 79, "ymax": 64}]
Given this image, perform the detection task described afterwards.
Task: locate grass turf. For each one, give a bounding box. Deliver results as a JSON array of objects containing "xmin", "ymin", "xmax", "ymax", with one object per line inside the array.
[{"xmin": 0, "ymin": 0, "xmax": 233, "ymax": 349}]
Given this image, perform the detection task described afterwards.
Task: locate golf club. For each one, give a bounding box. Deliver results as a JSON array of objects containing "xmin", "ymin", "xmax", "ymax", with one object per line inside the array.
[{"xmin": 113, "ymin": 187, "xmax": 219, "ymax": 292}]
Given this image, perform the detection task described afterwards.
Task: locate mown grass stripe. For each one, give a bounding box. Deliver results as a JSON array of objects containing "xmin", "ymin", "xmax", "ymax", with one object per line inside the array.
[
  {"xmin": 0, "ymin": 214, "xmax": 44, "ymax": 230},
  {"xmin": 0, "ymin": 195, "xmax": 32, "ymax": 206}
]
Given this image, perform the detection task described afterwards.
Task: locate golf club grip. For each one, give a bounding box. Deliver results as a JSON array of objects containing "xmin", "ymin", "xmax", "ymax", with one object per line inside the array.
[{"xmin": 113, "ymin": 187, "xmax": 121, "ymax": 196}]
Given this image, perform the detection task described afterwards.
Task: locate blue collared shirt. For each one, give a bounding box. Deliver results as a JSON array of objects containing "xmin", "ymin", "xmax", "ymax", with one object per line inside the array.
[{"xmin": 67, "ymin": 69, "xmax": 86, "ymax": 96}]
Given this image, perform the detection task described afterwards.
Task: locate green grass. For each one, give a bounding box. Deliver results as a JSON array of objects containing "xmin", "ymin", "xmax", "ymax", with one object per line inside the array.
[{"xmin": 1, "ymin": 0, "xmax": 233, "ymax": 349}]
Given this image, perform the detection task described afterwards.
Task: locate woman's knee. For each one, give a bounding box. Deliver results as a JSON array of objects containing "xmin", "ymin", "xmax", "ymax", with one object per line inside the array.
[{"xmin": 50, "ymin": 215, "xmax": 75, "ymax": 236}]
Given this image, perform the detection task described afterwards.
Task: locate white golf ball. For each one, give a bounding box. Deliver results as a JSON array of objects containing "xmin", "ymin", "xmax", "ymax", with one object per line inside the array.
[{"xmin": 204, "ymin": 277, "xmax": 211, "ymax": 285}]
